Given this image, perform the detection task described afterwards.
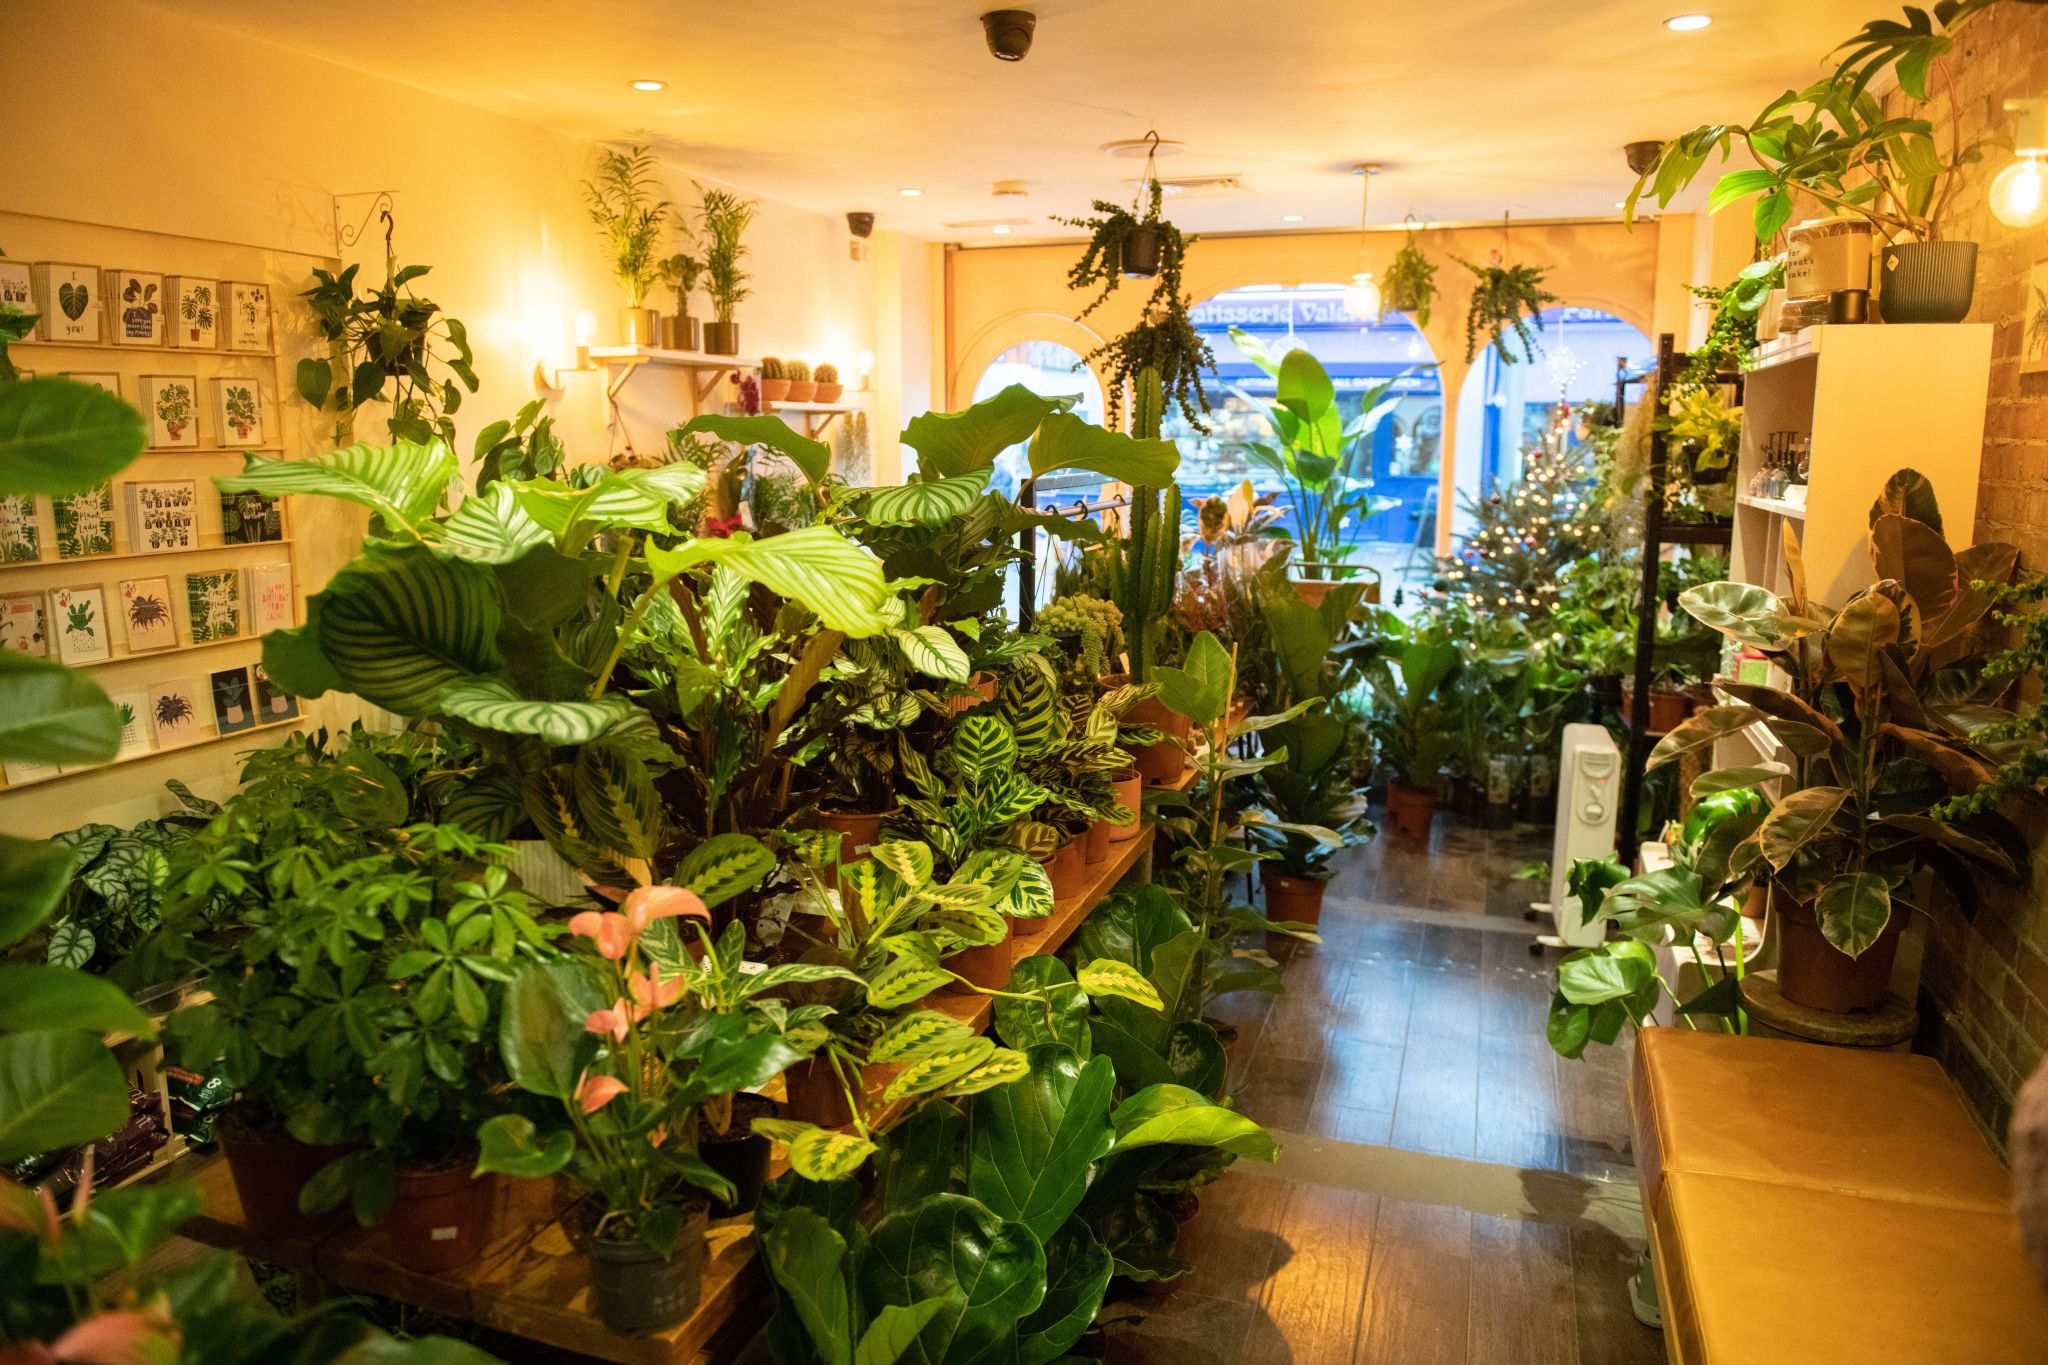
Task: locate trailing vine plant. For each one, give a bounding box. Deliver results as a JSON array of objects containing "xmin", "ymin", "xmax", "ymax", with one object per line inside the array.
[
  {"xmin": 1380, "ymin": 224, "xmax": 1438, "ymax": 326},
  {"xmin": 1678, "ymin": 258, "xmax": 1783, "ymax": 391},
  {"xmin": 1455, "ymin": 250, "xmax": 1559, "ymax": 364},
  {"xmin": 1058, "ymin": 177, "xmax": 1214, "ymax": 431}
]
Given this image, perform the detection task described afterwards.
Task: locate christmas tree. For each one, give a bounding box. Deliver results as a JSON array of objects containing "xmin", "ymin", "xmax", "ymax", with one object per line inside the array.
[{"xmin": 1434, "ymin": 404, "xmax": 1603, "ymax": 623}]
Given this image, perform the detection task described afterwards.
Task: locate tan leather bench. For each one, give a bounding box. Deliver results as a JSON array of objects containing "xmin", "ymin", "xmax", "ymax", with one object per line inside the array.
[{"xmin": 1631, "ymin": 1028, "xmax": 2048, "ymax": 1363}]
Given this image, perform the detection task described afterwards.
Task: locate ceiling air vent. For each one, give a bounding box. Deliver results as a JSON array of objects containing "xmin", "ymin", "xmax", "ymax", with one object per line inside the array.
[{"xmin": 1128, "ymin": 174, "xmax": 1255, "ymax": 199}]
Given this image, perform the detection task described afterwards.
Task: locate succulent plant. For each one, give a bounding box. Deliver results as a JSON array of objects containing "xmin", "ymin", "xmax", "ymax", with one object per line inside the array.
[
  {"xmin": 814, "ymin": 362, "xmax": 839, "ymax": 385},
  {"xmin": 786, "ymin": 359, "xmax": 812, "ymax": 383},
  {"xmin": 760, "ymin": 356, "xmax": 785, "ymax": 379}
]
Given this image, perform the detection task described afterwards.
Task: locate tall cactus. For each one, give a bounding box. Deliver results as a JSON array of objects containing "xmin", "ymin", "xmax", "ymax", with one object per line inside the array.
[{"xmin": 1110, "ymin": 367, "xmax": 1180, "ymax": 681}]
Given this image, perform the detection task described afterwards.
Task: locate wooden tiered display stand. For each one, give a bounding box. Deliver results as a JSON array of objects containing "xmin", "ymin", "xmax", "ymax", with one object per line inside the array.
[{"xmin": 174, "ymin": 826, "xmax": 1159, "ymax": 1365}]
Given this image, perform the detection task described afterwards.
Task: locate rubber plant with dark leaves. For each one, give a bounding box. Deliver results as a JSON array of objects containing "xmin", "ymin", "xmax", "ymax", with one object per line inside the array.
[
  {"xmin": 1644, "ymin": 471, "xmax": 2028, "ymax": 963},
  {"xmin": 213, "ymin": 424, "xmax": 895, "ymax": 886},
  {"xmin": 294, "ymin": 256, "xmax": 479, "ymax": 446},
  {"xmin": 0, "ymin": 377, "xmax": 496, "ymax": 1364},
  {"xmin": 753, "ymin": 1034, "xmax": 1275, "ymax": 1364}
]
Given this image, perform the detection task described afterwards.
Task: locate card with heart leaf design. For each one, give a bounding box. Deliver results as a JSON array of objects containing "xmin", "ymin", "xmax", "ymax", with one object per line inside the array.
[{"xmin": 33, "ymin": 262, "xmax": 101, "ymax": 343}]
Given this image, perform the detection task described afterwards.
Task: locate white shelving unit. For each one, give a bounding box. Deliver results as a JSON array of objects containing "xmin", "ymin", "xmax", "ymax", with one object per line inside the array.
[{"xmin": 762, "ymin": 396, "xmax": 864, "ymax": 440}]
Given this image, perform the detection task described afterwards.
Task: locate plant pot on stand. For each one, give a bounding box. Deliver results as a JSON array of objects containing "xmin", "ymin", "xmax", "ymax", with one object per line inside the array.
[
  {"xmin": 1386, "ymin": 781, "xmax": 1437, "ymax": 840},
  {"xmin": 942, "ymin": 917, "xmax": 1016, "ymax": 994},
  {"xmin": 813, "ymin": 806, "xmax": 895, "ymax": 902},
  {"xmin": 385, "ymin": 1159, "xmax": 500, "ymax": 1273},
  {"xmin": 669, "ymin": 314, "xmax": 701, "ymax": 352},
  {"xmin": 1263, "ymin": 872, "xmax": 1327, "ymax": 927},
  {"xmin": 574, "ymin": 1194, "xmax": 710, "ymax": 1336},
  {"xmin": 1107, "ymin": 768, "xmax": 1145, "ymax": 842},
  {"xmin": 1773, "ymin": 892, "xmax": 1910, "ymax": 1013},
  {"xmin": 1878, "ymin": 241, "xmax": 1978, "ymax": 324},
  {"xmin": 782, "ymin": 1055, "xmax": 855, "ymax": 1128},
  {"xmin": 218, "ymin": 1119, "xmax": 352, "ymax": 1240},
  {"xmin": 1045, "ymin": 837, "xmax": 1088, "ymax": 900},
  {"xmin": 703, "ymin": 320, "xmax": 740, "ymax": 355},
  {"xmin": 620, "ymin": 307, "xmax": 661, "ymax": 347}
]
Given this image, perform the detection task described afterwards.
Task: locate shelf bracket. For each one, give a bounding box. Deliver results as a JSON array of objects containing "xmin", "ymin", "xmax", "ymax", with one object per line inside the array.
[{"xmin": 692, "ymin": 368, "xmax": 735, "ymax": 407}]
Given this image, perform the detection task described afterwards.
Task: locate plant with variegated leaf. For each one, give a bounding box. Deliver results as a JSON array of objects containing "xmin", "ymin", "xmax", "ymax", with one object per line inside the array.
[{"xmin": 1647, "ymin": 470, "xmax": 2028, "ymax": 960}]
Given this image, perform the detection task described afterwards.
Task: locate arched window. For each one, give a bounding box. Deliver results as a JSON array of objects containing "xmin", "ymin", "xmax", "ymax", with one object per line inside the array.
[
  {"xmin": 969, "ymin": 340, "xmax": 1105, "ymax": 499},
  {"xmin": 1452, "ymin": 306, "xmax": 1652, "ymax": 537},
  {"xmin": 1161, "ymin": 284, "xmax": 1445, "ymax": 556}
]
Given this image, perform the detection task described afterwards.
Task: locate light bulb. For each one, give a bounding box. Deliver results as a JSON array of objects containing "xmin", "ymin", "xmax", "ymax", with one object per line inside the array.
[
  {"xmin": 1990, "ymin": 154, "xmax": 2048, "ymax": 228},
  {"xmin": 574, "ymin": 311, "xmax": 597, "ymax": 344},
  {"xmin": 1343, "ymin": 271, "xmax": 1381, "ymax": 321}
]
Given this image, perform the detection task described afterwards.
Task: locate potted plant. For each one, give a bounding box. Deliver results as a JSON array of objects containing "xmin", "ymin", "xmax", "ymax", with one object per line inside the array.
[
  {"xmin": 1225, "ymin": 329, "xmax": 1410, "ymax": 586},
  {"xmin": 699, "ymin": 185, "xmax": 758, "ymax": 355},
  {"xmin": 1097, "ymin": 367, "xmax": 1188, "ymax": 777},
  {"xmin": 657, "ymin": 246, "xmax": 703, "ymax": 352},
  {"xmin": 1059, "ymin": 181, "xmax": 1214, "ymax": 430},
  {"xmin": 1365, "ymin": 633, "xmax": 1460, "ymax": 838},
  {"xmin": 758, "ymin": 356, "xmax": 790, "ymax": 402},
  {"xmin": 784, "ymin": 358, "xmax": 815, "ymax": 402},
  {"xmin": 1455, "ymin": 252, "xmax": 1559, "ymax": 363},
  {"xmin": 585, "ymin": 144, "xmax": 670, "ymax": 346},
  {"xmin": 294, "ymin": 256, "xmax": 479, "ymax": 446},
  {"xmin": 813, "ymin": 362, "xmax": 843, "ymax": 403},
  {"xmin": 1625, "ymin": 3, "xmax": 2004, "ymax": 323},
  {"xmin": 1381, "ymin": 223, "xmax": 1438, "ymax": 325},
  {"xmin": 1650, "ymin": 472, "xmax": 2025, "ymax": 1011}
]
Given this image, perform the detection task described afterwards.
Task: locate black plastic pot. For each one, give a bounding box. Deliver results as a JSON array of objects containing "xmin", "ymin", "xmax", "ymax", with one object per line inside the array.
[
  {"xmin": 577, "ymin": 1198, "xmax": 709, "ymax": 1336},
  {"xmin": 699, "ymin": 1094, "xmax": 776, "ymax": 1217},
  {"xmin": 1878, "ymin": 241, "xmax": 1978, "ymax": 324},
  {"xmin": 1120, "ymin": 225, "xmax": 1163, "ymax": 279}
]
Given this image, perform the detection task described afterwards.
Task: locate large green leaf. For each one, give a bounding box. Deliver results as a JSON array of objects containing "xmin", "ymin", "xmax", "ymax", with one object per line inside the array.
[
  {"xmin": 1678, "ymin": 581, "xmax": 1823, "ymax": 649},
  {"xmin": 0, "ymin": 652, "xmax": 120, "ymax": 766},
  {"xmin": 967, "ymin": 1046, "xmax": 1116, "ymax": 1241},
  {"xmin": 471, "ymin": 1113, "xmax": 575, "ymax": 1178},
  {"xmin": 1646, "ymin": 705, "xmax": 1767, "ymax": 770},
  {"xmin": 875, "ymin": 1098, "xmax": 967, "ymax": 1211},
  {"xmin": 1757, "ymin": 786, "xmax": 1851, "ymax": 869},
  {"xmin": 1075, "ymin": 959, "xmax": 1164, "ymax": 1011},
  {"xmin": 1086, "ymin": 1016, "xmax": 1224, "ymax": 1096},
  {"xmin": 313, "ymin": 546, "xmax": 503, "ymax": 713},
  {"xmin": 648, "ymin": 528, "xmax": 894, "ymax": 637},
  {"xmin": 951, "ymin": 714, "xmax": 1019, "ymax": 785},
  {"xmin": 1814, "ymin": 871, "xmax": 1894, "ymax": 958},
  {"xmin": 759, "ymin": 1207, "xmax": 855, "ymax": 1365},
  {"xmin": 858, "ymin": 474, "xmax": 991, "ymax": 527},
  {"xmin": 856, "ymin": 1192, "xmax": 1048, "ymax": 1365},
  {"xmin": 216, "ymin": 440, "xmax": 456, "ymax": 536},
  {"xmin": 0, "ymin": 377, "xmax": 147, "ymax": 496},
  {"xmin": 507, "ymin": 463, "xmax": 707, "ymax": 540},
  {"xmin": 0, "ymin": 964, "xmax": 153, "ymax": 1039},
  {"xmin": 883, "ymin": 1037, "xmax": 998, "ymax": 1102},
  {"xmin": 790, "ymin": 1126, "xmax": 879, "ymax": 1182},
  {"xmin": 901, "ymin": 385, "xmax": 1064, "ymax": 478},
  {"xmin": 1152, "ymin": 631, "xmax": 1232, "ymax": 726},
  {"xmin": 1108, "ymin": 1084, "xmax": 1277, "ymax": 1161},
  {"xmin": 855, "ymin": 1301, "xmax": 948, "ymax": 1365},
  {"xmin": 0, "ymin": 836, "xmax": 78, "ymax": 950},
  {"xmin": 437, "ymin": 678, "xmax": 633, "ymax": 744},
  {"xmin": 0, "ymin": 1029, "xmax": 133, "ymax": 1164},
  {"xmin": 1016, "ymin": 1223, "xmax": 1113, "ymax": 1365},
  {"xmin": 1826, "ymin": 593, "xmax": 1901, "ymax": 693},
  {"xmin": 498, "ymin": 961, "xmax": 604, "ymax": 1099},
  {"xmin": 1026, "ymin": 413, "xmax": 1179, "ymax": 487},
  {"xmin": 675, "ymin": 833, "xmax": 777, "ymax": 908},
  {"xmin": 572, "ymin": 741, "xmax": 663, "ymax": 860},
  {"xmin": 991, "ymin": 957, "xmax": 1091, "ymax": 1056},
  {"xmin": 678, "ymin": 414, "xmax": 830, "ymax": 486},
  {"xmin": 433, "ymin": 484, "xmax": 552, "ymax": 563},
  {"xmin": 894, "ymin": 626, "xmax": 972, "ymax": 683}
]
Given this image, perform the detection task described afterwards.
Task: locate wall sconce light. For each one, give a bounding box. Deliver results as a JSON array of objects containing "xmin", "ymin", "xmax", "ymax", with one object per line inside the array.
[
  {"xmin": 858, "ymin": 347, "xmax": 877, "ymax": 391},
  {"xmin": 534, "ymin": 310, "xmax": 599, "ymax": 397},
  {"xmin": 1990, "ymin": 98, "xmax": 2048, "ymax": 229}
]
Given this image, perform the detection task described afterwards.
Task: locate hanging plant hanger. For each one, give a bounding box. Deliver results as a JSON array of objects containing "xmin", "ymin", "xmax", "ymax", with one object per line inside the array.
[{"xmin": 1455, "ymin": 213, "xmax": 1558, "ymax": 364}]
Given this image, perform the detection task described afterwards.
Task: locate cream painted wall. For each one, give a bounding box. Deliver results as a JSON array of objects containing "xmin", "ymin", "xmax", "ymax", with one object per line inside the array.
[
  {"xmin": 944, "ymin": 217, "xmax": 1673, "ymax": 552},
  {"xmin": 2, "ymin": 0, "xmax": 931, "ymax": 834}
]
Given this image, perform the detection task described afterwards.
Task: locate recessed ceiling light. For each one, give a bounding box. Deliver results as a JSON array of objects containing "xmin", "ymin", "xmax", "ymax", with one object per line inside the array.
[
  {"xmin": 1282, "ymin": 214, "xmax": 1304, "ymax": 223},
  {"xmin": 899, "ymin": 188, "xmax": 924, "ymax": 198},
  {"xmin": 992, "ymin": 224, "xmax": 1012, "ymax": 234},
  {"xmin": 1664, "ymin": 14, "xmax": 1712, "ymax": 31},
  {"xmin": 629, "ymin": 79, "xmax": 666, "ymax": 91}
]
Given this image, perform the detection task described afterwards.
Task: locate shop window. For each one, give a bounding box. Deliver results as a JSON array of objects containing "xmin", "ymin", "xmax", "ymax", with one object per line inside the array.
[{"xmin": 969, "ymin": 340, "xmax": 1105, "ymax": 500}]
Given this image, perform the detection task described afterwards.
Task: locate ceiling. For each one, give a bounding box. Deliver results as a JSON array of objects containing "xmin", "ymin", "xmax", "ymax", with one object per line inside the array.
[{"xmin": 172, "ymin": 0, "xmax": 1877, "ymax": 242}]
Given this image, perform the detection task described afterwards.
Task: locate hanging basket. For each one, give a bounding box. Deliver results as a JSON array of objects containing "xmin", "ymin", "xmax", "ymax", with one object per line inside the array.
[{"xmin": 1120, "ymin": 225, "xmax": 1163, "ymax": 279}]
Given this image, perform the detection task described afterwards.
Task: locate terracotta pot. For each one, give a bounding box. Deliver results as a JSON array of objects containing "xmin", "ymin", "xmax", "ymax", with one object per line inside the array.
[
  {"xmin": 1082, "ymin": 818, "xmax": 1111, "ymax": 865},
  {"xmin": 814, "ymin": 806, "xmax": 895, "ymax": 900},
  {"xmin": 782, "ymin": 1056, "xmax": 855, "ymax": 1128},
  {"xmin": 785, "ymin": 379, "xmax": 818, "ymax": 402},
  {"xmin": 1362, "ymin": 579, "xmax": 1381, "ymax": 606},
  {"xmin": 1047, "ymin": 838, "xmax": 1088, "ymax": 900},
  {"xmin": 619, "ymin": 307, "xmax": 661, "ymax": 347},
  {"xmin": 700, "ymin": 1094, "xmax": 777, "ymax": 1216},
  {"xmin": 1107, "ymin": 770, "xmax": 1145, "ymax": 842},
  {"xmin": 221, "ymin": 1128, "xmax": 352, "ymax": 1240},
  {"xmin": 703, "ymin": 321, "xmax": 740, "ymax": 355},
  {"xmin": 1135, "ymin": 712, "xmax": 1190, "ymax": 785},
  {"xmin": 386, "ymin": 1161, "xmax": 499, "ymax": 1273},
  {"xmin": 1386, "ymin": 782, "xmax": 1437, "ymax": 840},
  {"xmin": 1775, "ymin": 893, "xmax": 1909, "ymax": 1013},
  {"xmin": 577, "ymin": 1196, "xmax": 709, "ymax": 1336},
  {"xmin": 1290, "ymin": 576, "xmax": 1334, "ymax": 608},
  {"xmin": 1264, "ymin": 872, "xmax": 1327, "ymax": 928},
  {"xmin": 949, "ymin": 671, "xmax": 998, "ymax": 716},
  {"xmin": 1621, "ymin": 682, "xmax": 1691, "ymax": 735},
  {"xmin": 760, "ymin": 377, "xmax": 792, "ymax": 402},
  {"xmin": 942, "ymin": 917, "xmax": 1016, "ymax": 994},
  {"xmin": 813, "ymin": 382, "xmax": 844, "ymax": 403}
]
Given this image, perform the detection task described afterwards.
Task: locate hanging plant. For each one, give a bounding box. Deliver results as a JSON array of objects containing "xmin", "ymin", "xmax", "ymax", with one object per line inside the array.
[
  {"xmin": 1455, "ymin": 254, "xmax": 1558, "ymax": 364},
  {"xmin": 1379, "ymin": 226, "xmax": 1438, "ymax": 327},
  {"xmin": 1058, "ymin": 175, "xmax": 1214, "ymax": 431},
  {"xmin": 295, "ymin": 252, "xmax": 478, "ymax": 446},
  {"xmin": 1678, "ymin": 258, "xmax": 1783, "ymax": 391}
]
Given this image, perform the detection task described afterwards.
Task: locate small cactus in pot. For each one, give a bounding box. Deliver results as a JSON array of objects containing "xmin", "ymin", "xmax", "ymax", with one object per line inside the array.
[
  {"xmin": 784, "ymin": 358, "xmax": 816, "ymax": 402},
  {"xmin": 812, "ymin": 362, "xmax": 843, "ymax": 403},
  {"xmin": 759, "ymin": 356, "xmax": 791, "ymax": 402}
]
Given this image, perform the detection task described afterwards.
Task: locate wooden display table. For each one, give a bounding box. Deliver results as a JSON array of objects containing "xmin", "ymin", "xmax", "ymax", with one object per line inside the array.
[
  {"xmin": 1739, "ymin": 969, "xmax": 1917, "ymax": 1049},
  {"xmin": 172, "ymin": 826, "xmax": 1158, "ymax": 1364}
]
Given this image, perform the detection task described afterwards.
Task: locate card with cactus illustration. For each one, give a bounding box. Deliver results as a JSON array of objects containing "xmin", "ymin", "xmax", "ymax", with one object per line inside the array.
[
  {"xmin": 212, "ymin": 377, "xmax": 265, "ymax": 445},
  {"xmin": 147, "ymin": 678, "xmax": 203, "ymax": 749},
  {"xmin": 209, "ymin": 665, "xmax": 255, "ymax": 735},
  {"xmin": 119, "ymin": 576, "xmax": 178, "ymax": 652},
  {"xmin": 182, "ymin": 571, "xmax": 242, "ymax": 643},
  {"xmin": 0, "ymin": 495, "xmax": 40, "ymax": 562},
  {"xmin": 252, "ymin": 664, "xmax": 299, "ymax": 723},
  {"xmin": 1, "ymin": 593, "xmax": 47, "ymax": 656},
  {"xmin": 142, "ymin": 374, "xmax": 201, "ymax": 448},
  {"xmin": 107, "ymin": 269, "xmax": 165, "ymax": 347},
  {"xmin": 53, "ymin": 484, "xmax": 115, "ymax": 558},
  {"xmin": 219, "ymin": 489, "xmax": 283, "ymax": 544},
  {"xmin": 226, "ymin": 281, "xmax": 271, "ymax": 352},
  {"xmin": 33, "ymin": 262, "xmax": 101, "ymax": 343},
  {"xmin": 0, "ymin": 261, "xmax": 31, "ymax": 313},
  {"xmin": 124, "ymin": 480, "xmax": 197, "ymax": 552},
  {"xmin": 167, "ymin": 276, "xmax": 218, "ymax": 348},
  {"xmin": 108, "ymin": 691, "xmax": 155, "ymax": 761},
  {"xmin": 51, "ymin": 585, "xmax": 111, "ymax": 665}
]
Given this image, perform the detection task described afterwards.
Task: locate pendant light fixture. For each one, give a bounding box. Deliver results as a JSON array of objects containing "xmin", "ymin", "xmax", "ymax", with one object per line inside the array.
[{"xmin": 1343, "ymin": 162, "xmax": 1384, "ymax": 322}]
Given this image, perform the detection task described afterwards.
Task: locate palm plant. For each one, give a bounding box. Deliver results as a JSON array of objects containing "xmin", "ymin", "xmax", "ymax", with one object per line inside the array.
[
  {"xmin": 585, "ymin": 145, "xmax": 669, "ymax": 306},
  {"xmin": 698, "ymin": 186, "xmax": 758, "ymax": 325}
]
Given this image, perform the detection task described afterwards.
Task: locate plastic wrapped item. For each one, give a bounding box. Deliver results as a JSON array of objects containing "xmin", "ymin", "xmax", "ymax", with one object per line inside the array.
[{"xmin": 1786, "ymin": 218, "xmax": 1873, "ymax": 297}]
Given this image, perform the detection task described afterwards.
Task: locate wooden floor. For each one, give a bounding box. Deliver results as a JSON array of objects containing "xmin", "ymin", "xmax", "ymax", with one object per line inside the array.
[{"xmin": 1117, "ymin": 813, "xmax": 1666, "ymax": 1365}]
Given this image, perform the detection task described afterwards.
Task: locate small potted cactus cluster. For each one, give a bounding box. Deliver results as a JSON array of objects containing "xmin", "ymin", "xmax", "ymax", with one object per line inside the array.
[{"xmin": 757, "ymin": 359, "xmax": 843, "ymax": 405}]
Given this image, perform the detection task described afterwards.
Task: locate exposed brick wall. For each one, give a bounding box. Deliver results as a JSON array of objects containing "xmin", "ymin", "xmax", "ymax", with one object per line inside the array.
[{"xmin": 1914, "ymin": 0, "xmax": 2048, "ymax": 1152}]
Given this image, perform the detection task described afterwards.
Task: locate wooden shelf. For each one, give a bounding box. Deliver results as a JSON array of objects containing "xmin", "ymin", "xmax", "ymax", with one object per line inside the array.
[
  {"xmin": 16, "ymin": 339, "xmax": 277, "ymax": 359},
  {"xmin": 6, "ymin": 536, "xmax": 292, "ymax": 570},
  {"xmin": 587, "ymin": 346, "xmax": 760, "ymax": 370},
  {"xmin": 1736, "ymin": 492, "xmax": 1807, "ymax": 521},
  {"xmin": 761, "ymin": 397, "xmax": 861, "ymax": 440},
  {"xmin": 2, "ymin": 715, "xmax": 305, "ymax": 790},
  {"xmin": 141, "ymin": 445, "xmax": 285, "ymax": 457},
  {"xmin": 67, "ymin": 631, "xmax": 272, "ymax": 672}
]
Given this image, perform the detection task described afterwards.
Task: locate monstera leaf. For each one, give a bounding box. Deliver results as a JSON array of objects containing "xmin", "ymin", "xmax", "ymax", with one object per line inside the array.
[
  {"xmin": 217, "ymin": 440, "xmax": 456, "ymax": 536},
  {"xmin": 0, "ymin": 377, "xmax": 147, "ymax": 496},
  {"xmin": 855, "ymin": 1193, "xmax": 1048, "ymax": 1365},
  {"xmin": 901, "ymin": 384, "xmax": 1067, "ymax": 478}
]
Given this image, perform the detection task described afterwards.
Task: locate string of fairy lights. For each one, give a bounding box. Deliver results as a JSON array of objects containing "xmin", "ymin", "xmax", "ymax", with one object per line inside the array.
[{"xmin": 1435, "ymin": 403, "xmax": 1601, "ymax": 621}]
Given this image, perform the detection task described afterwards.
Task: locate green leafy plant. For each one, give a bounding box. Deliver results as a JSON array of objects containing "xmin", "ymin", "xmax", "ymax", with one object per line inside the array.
[
  {"xmin": 1455, "ymin": 255, "xmax": 1559, "ymax": 364},
  {"xmin": 1103, "ymin": 368, "xmax": 1184, "ymax": 682},
  {"xmin": 699, "ymin": 186, "xmax": 759, "ymax": 326},
  {"xmin": 1248, "ymin": 581, "xmax": 1373, "ymax": 879},
  {"xmin": 1381, "ymin": 226, "xmax": 1438, "ymax": 326},
  {"xmin": 41, "ymin": 780, "xmax": 218, "ymax": 975},
  {"xmin": 658, "ymin": 247, "xmax": 703, "ymax": 321},
  {"xmin": 294, "ymin": 258, "xmax": 479, "ymax": 446},
  {"xmin": 586, "ymin": 145, "xmax": 670, "ymax": 307},
  {"xmin": 1680, "ymin": 259, "xmax": 1783, "ymax": 388},
  {"xmin": 1363, "ymin": 625, "xmax": 1461, "ymax": 792},
  {"xmin": 1037, "ymin": 594, "xmax": 1125, "ymax": 687}
]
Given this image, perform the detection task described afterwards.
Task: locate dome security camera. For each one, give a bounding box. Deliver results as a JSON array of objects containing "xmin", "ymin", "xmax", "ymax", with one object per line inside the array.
[
  {"xmin": 981, "ymin": 10, "xmax": 1036, "ymax": 62},
  {"xmin": 1624, "ymin": 140, "xmax": 1664, "ymax": 175},
  {"xmin": 847, "ymin": 212, "xmax": 875, "ymax": 238}
]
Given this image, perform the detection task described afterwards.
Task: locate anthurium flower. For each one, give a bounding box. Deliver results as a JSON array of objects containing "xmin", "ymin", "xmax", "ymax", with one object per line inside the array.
[
  {"xmin": 622, "ymin": 885, "xmax": 709, "ymax": 932},
  {"xmin": 628, "ymin": 965, "xmax": 685, "ymax": 1014},
  {"xmin": 29, "ymin": 1305, "xmax": 181, "ymax": 1365},
  {"xmin": 584, "ymin": 1001, "xmax": 632, "ymax": 1043},
  {"xmin": 577, "ymin": 1073, "xmax": 628, "ymax": 1114},
  {"xmin": 567, "ymin": 910, "xmax": 635, "ymax": 960}
]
